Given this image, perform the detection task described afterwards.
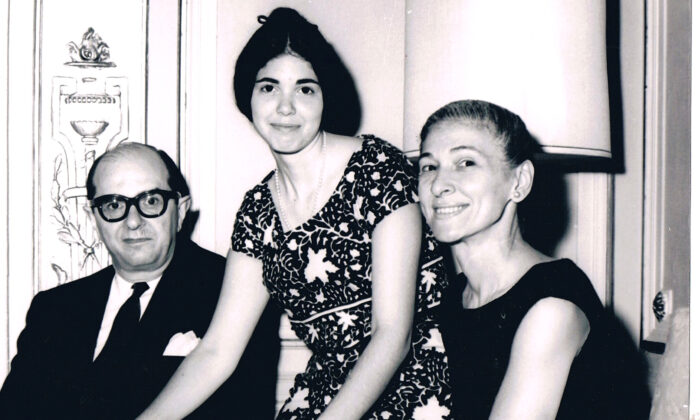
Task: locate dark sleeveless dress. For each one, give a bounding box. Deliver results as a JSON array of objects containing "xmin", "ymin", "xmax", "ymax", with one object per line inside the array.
[{"xmin": 439, "ymin": 259, "xmax": 650, "ymax": 419}]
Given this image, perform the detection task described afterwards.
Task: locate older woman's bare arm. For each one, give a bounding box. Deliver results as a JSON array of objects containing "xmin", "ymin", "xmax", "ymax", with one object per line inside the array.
[
  {"xmin": 318, "ymin": 203, "xmax": 422, "ymax": 420},
  {"xmin": 489, "ymin": 297, "xmax": 590, "ymax": 420},
  {"xmin": 137, "ymin": 250, "xmax": 270, "ymax": 419}
]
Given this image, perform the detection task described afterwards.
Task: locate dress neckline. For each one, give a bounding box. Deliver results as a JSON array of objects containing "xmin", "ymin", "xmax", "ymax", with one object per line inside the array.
[
  {"xmin": 455, "ymin": 258, "xmax": 570, "ymax": 312},
  {"xmin": 265, "ymin": 136, "xmax": 371, "ymax": 234}
]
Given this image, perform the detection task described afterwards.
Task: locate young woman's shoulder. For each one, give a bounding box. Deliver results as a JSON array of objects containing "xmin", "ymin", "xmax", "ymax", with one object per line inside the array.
[
  {"xmin": 356, "ymin": 134, "xmax": 404, "ymax": 156},
  {"xmin": 349, "ymin": 135, "xmax": 415, "ymax": 177}
]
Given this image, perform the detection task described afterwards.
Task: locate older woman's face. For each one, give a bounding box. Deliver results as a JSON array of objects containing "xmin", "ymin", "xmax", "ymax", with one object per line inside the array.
[
  {"xmin": 418, "ymin": 121, "xmax": 516, "ymax": 244},
  {"xmin": 251, "ymin": 54, "xmax": 324, "ymax": 154}
]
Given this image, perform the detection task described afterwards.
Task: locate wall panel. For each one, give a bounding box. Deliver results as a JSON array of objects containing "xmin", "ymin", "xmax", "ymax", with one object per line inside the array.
[
  {"xmin": 0, "ymin": 0, "xmax": 9, "ymax": 379},
  {"xmin": 4, "ymin": 0, "xmax": 38, "ymax": 376}
]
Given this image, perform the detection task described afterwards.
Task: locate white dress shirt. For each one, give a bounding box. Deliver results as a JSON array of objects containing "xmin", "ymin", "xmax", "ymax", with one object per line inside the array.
[{"xmin": 93, "ymin": 274, "xmax": 161, "ymax": 360}]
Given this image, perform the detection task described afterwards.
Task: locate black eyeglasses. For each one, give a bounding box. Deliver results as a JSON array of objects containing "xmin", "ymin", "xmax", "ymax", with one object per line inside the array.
[{"xmin": 90, "ymin": 189, "xmax": 180, "ymax": 222}]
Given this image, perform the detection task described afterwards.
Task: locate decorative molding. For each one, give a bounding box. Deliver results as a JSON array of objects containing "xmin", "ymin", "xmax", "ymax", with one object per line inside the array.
[
  {"xmin": 36, "ymin": 0, "xmax": 150, "ymax": 294},
  {"xmin": 4, "ymin": 0, "xmax": 40, "ymax": 376},
  {"xmin": 642, "ymin": 0, "xmax": 691, "ymax": 348},
  {"xmin": 642, "ymin": 0, "xmax": 666, "ymax": 345},
  {"xmin": 179, "ymin": 0, "xmax": 218, "ymax": 251},
  {"xmin": 65, "ymin": 27, "xmax": 114, "ymax": 68},
  {"xmin": 574, "ymin": 173, "xmax": 612, "ymax": 304},
  {"xmin": 40, "ymin": 25, "xmax": 132, "ymax": 292},
  {"xmin": 3, "ymin": 0, "xmax": 151, "ymax": 375},
  {"xmin": 0, "ymin": 0, "xmax": 11, "ymax": 378},
  {"xmin": 46, "ymin": 73, "xmax": 129, "ymax": 289},
  {"xmin": 145, "ymin": 0, "xmax": 180, "ymax": 160},
  {"xmin": 652, "ymin": 289, "xmax": 672, "ymax": 322}
]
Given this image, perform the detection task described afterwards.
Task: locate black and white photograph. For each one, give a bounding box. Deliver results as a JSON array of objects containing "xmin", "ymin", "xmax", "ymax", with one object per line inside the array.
[{"xmin": 0, "ymin": 0, "xmax": 694, "ymax": 419}]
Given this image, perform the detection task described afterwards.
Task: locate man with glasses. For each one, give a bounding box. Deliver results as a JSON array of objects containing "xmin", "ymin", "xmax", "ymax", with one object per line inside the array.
[{"xmin": 0, "ymin": 142, "xmax": 280, "ymax": 419}]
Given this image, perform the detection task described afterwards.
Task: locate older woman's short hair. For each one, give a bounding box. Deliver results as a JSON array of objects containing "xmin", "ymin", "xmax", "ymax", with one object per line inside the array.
[
  {"xmin": 420, "ymin": 100, "xmax": 537, "ymax": 168},
  {"xmin": 233, "ymin": 7, "xmax": 361, "ymax": 136}
]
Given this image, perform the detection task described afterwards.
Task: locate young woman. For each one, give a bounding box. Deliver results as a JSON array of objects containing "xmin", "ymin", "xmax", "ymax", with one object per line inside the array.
[
  {"xmin": 418, "ymin": 100, "xmax": 648, "ymax": 419},
  {"xmin": 138, "ymin": 8, "xmax": 450, "ymax": 419}
]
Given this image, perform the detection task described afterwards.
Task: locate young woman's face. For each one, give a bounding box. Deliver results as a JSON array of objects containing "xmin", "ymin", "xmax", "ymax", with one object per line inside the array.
[
  {"xmin": 418, "ymin": 121, "xmax": 517, "ymax": 244},
  {"xmin": 250, "ymin": 54, "xmax": 324, "ymax": 154}
]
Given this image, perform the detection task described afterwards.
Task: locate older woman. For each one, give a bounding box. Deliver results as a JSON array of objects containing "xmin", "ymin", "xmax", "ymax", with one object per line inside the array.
[
  {"xmin": 139, "ymin": 8, "xmax": 450, "ymax": 420},
  {"xmin": 418, "ymin": 100, "xmax": 648, "ymax": 419}
]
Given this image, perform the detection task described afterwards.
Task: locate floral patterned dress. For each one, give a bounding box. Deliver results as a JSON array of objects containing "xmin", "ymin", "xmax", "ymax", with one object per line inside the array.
[{"xmin": 231, "ymin": 136, "xmax": 451, "ymax": 419}]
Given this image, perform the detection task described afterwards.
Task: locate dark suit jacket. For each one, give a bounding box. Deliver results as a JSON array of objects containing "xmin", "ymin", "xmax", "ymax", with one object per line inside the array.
[{"xmin": 0, "ymin": 239, "xmax": 281, "ymax": 419}]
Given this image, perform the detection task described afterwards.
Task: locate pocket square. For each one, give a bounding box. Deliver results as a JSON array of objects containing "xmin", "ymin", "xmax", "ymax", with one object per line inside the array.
[{"xmin": 163, "ymin": 330, "xmax": 200, "ymax": 356}]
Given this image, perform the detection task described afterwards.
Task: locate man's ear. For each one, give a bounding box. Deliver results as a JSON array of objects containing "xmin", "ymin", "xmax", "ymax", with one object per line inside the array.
[
  {"xmin": 176, "ymin": 195, "xmax": 192, "ymax": 232},
  {"xmin": 511, "ymin": 159, "xmax": 534, "ymax": 203},
  {"xmin": 84, "ymin": 204, "xmax": 97, "ymax": 229},
  {"xmin": 84, "ymin": 203, "xmax": 104, "ymax": 241}
]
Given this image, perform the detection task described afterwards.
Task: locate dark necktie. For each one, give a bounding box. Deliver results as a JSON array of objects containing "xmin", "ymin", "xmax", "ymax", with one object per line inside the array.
[{"xmin": 95, "ymin": 282, "xmax": 150, "ymax": 363}]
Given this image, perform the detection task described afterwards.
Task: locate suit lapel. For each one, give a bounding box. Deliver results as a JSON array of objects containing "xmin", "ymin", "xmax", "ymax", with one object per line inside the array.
[
  {"xmin": 137, "ymin": 243, "xmax": 193, "ymax": 357},
  {"xmin": 78, "ymin": 267, "xmax": 114, "ymax": 364}
]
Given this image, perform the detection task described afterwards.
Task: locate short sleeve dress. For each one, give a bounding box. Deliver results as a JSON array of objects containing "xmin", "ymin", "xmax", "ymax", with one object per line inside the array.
[
  {"xmin": 439, "ymin": 259, "xmax": 651, "ymax": 420},
  {"xmin": 231, "ymin": 136, "xmax": 452, "ymax": 419}
]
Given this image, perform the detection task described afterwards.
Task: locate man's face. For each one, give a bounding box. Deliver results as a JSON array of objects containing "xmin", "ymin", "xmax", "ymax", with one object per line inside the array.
[{"xmin": 88, "ymin": 150, "xmax": 188, "ymax": 281}]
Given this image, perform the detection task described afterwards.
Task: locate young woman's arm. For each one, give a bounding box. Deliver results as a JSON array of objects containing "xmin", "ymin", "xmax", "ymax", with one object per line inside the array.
[
  {"xmin": 489, "ymin": 297, "xmax": 590, "ymax": 420},
  {"xmin": 137, "ymin": 250, "xmax": 270, "ymax": 419},
  {"xmin": 318, "ymin": 203, "xmax": 422, "ymax": 420}
]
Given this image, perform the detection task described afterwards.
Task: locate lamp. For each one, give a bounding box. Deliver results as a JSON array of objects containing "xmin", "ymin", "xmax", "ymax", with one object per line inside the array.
[{"xmin": 403, "ymin": 0, "xmax": 611, "ymax": 160}]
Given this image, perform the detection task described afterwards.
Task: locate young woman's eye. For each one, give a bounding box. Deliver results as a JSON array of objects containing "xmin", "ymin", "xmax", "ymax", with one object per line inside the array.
[
  {"xmin": 419, "ymin": 164, "xmax": 436, "ymax": 173},
  {"xmin": 457, "ymin": 159, "xmax": 475, "ymax": 168},
  {"xmin": 259, "ymin": 84, "xmax": 275, "ymax": 93},
  {"xmin": 299, "ymin": 86, "xmax": 316, "ymax": 95}
]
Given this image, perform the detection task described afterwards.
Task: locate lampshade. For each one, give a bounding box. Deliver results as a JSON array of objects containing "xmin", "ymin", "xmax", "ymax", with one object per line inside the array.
[{"xmin": 403, "ymin": 0, "xmax": 611, "ymax": 158}]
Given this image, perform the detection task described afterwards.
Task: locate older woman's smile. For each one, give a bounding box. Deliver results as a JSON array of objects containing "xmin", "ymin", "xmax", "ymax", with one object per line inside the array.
[{"xmin": 433, "ymin": 204, "xmax": 468, "ymax": 217}]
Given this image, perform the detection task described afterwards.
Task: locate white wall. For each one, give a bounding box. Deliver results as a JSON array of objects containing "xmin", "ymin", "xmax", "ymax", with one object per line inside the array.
[{"xmin": 612, "ymin": 0, "xmax": 646, "ymax": 345}]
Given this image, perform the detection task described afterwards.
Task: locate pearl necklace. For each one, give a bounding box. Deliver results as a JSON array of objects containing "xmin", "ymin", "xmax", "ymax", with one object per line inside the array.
[{"xmin": 274, "ymin": 131, "xmax": 327, "ymax": 231}]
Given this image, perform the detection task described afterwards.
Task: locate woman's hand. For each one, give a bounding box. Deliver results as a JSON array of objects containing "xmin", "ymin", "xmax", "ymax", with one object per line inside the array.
[
  {"xmin": 317, "ymin": 203, "xmax": 422, "ymax": 420},
  {"xmin": 137, "ymin": 250, "xmax": 270, "ymax": 419},
  {"xmin": 489, "ymin": 297, "xmax": 590, "ymax": 420}
]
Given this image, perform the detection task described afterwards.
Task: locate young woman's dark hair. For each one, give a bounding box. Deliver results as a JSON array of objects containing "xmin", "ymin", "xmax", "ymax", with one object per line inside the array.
[{"xmin": 233, "ymin": 7, "xmax": 361, "ymax": 136}]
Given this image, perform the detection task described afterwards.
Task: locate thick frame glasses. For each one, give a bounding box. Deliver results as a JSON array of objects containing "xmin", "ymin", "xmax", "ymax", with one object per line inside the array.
[{"xmin": 90, "ymin": 189, "xmax": 180, "ymax": 222}]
